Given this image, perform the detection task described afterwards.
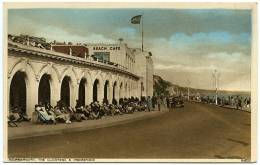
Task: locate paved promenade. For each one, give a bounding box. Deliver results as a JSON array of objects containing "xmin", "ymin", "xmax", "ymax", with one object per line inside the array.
[
  {"xmin": 189, "ymin": 100, "xmax": 251, "ymax": 112},
  {"xmin": 9, "ymin": 102, "xmax": 251, "ymax": 160},
  {"xmin": 8, "ymin": 108, "xmax": 167, "ymax": 140}
]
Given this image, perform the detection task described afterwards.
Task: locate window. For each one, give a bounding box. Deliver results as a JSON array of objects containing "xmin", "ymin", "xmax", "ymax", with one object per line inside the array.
[{"xmin": 93, "ymin": 52, "xmax": 110, "ymax": 62}]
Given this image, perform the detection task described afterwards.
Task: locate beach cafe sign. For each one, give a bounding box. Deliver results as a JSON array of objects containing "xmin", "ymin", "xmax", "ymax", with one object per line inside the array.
[{"xmin": 93, "ymin": 46, "xmax": 120, "ymax": 51}]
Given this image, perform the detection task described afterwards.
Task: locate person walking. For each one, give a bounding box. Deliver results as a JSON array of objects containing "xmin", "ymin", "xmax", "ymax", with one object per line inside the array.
[
  {"xmin": 157, "ymin": 97, "xmax": 162, "ymax": 111},
  {"xmin": 147, "ymin": 96, "xmax": 152, "ymax": 112},
  {"xmin": 166, "ymin": 97, "xmax": 170, "ymax": 108},
  {"xmin": 152, "ymin": 96, "xmax": 156, "ymax": 109},
  {"xmin": 235, "ymin": 96, "xmax": 239, "ymax": 110},
  {"xmin": 238, "ymin": 97, "xmax": 242, "ymax": 110}
]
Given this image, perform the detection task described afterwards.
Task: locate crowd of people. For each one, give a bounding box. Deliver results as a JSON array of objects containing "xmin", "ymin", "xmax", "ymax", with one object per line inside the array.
[
  {"xmin": 9, "ymin": 96, "xmax": 164, "ymax": 125},
  {"xmin": 9, "ymin": 94, "xmax": 251, "ymax": 125},
  {"xmin": 199, "ymin": 95, "xmax": 251, "ymax": 110}
]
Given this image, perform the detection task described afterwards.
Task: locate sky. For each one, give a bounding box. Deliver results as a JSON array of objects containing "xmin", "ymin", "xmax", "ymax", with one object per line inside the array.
[{"xmin": 8, "ymin": 9, "xmax": 252, "ymax": 91}]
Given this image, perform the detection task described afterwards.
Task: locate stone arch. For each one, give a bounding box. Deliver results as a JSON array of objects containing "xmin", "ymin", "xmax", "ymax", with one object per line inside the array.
[
  {"xmin": 104, "ymin": 72, "xmax": 113, "ymax": 82},
  {"xmin": 111, "ymin": 74, "xmax": 119, "ymax": 102},
  {"xmin": 8, "ymin": 61, "xmax": 36, "ymax": 116},
  {"xmin": 112, "ymin": 80, "xmax": 118, "ymax": 101},
  {"xmin": 78, "ymin": 70, "xmax": 92, "ymax": 85},
  {"xmin": 78, "ymin": 78, "xmax": 87, "ymax": 106},
  {"xmin": 8, "ymin": 58, "xmax": 23, "ymax": 78},
  {"xmin": 38, "ymin": 63, "xmax": 59, "ymax": 84},
  {"xmin": 38, "ymin": 74, "xmax": 51, "ymax": 105},
  {"xmin": 60, "ymin": 76, "xmax": 71, "ymax": 106},
  {"xmin": 59, "ymin": 68, "xmax": 78, "ymax": 107},
  {"xmin": 111, "ymin": 74, "xmax": 118, "ymax": 82},
  {"xmin": 90, "ymin": 70, "xmax": 102, "ymax": 83},
  {"xmin": 92, "ymin": 71, "xmax": 104, "ymax": 102},
  {"xmin": 9, "ymin": 71, "xmax": 27, "ymax": 114},
  {"xmin": 52, "ymin": 64, "xmax": 62, "ymax": 82},
  {"xmin": 37, "ymin": 64, "xmax": 60, "ymax": 105},
  {"xmin": 78, "ymin": 70, "xmax": 92, "ymax": 105},
  {"xmin": 103, "ymin": 80, "xmax": 111, "ymax": 103},
  {"xmin": 60, "ymin": 66, "xmax": 77, "ymax": 85},
  {"xmin": 8, "ymin": 58, "xmax": 35, "ymax": 82},
  {"xmin": 91, "ymin": 71, "xmax": 104, "ymax": 86},
  {"xmin": 119, "ymin": 81, "xmax": 123, "ymax": 99},
  {"xmin": 93, "ymin": 79, "xmax": 99, "ymax": 102},
  {"xmin": 38, "ymin": 63, "xmax": 51, "ymax": 78}
]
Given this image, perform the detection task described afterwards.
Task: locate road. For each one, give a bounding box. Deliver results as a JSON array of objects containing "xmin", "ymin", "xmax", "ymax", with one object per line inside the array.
[{"xmin": 8, "ymin": 102, "xmax": 251, "ymax": 160}]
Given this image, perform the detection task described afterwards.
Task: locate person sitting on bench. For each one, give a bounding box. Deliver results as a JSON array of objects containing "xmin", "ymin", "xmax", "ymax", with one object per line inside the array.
[
  {"xmin": 35, "ymin": 103, "xmax": 56, "ymax": 124},
  {"xmin": 9, "ymin": 105, "xmax": 31, "ymax": 122}
]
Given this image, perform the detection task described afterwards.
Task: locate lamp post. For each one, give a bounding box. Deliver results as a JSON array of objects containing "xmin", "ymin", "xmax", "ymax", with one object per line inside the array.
[
  {"xmin": 212, "ymin": 69, "xmax": 220, "ymax": 105},
  {"xmin": 187, "ymin": 79, "xmax": 191, "ymax": 101}
]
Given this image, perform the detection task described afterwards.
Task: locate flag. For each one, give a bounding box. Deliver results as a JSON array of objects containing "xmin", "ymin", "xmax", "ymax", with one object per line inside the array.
[{"xmin": 131, "ymin": 15, "xmax": 142, "ymax": 24}]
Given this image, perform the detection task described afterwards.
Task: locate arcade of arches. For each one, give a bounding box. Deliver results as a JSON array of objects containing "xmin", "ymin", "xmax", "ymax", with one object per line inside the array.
[
  {"xmin": 8, "ymin": 37, "xmax": 154, "ymax": 118},
  {"xmin": 9, "ymin": 69, "xmax": 143, "ymax": 117}
]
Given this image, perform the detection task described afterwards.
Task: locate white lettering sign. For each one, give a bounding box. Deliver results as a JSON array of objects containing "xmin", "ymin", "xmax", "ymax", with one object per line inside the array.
[{"xmin": 93, "ymin": 46, "xmax": 120, "ymax": 51}]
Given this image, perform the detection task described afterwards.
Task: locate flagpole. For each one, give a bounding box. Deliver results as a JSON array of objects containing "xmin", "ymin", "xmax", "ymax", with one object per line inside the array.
[
  {"xmin": 131, "ymin": 14, "xmax": 143, "ymax": 51},
  {"xmin": 141, "ymin": 14, "xmax": 144, "ymax": 52}
]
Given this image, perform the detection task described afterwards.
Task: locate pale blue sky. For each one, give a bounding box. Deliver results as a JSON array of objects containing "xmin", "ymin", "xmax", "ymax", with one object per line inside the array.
[{"xmin": 8, "ymin": 9, "xmax": 252, "ymax": 91}]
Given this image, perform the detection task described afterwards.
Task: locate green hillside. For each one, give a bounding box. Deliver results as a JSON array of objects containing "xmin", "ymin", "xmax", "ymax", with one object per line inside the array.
[
  {"xmin": 153, "ymin": 75, "xmax": 171, "ymax": 96},
  {"xmin": 153, "ymin": 74, "xmax": 250, "ymax": 97}
]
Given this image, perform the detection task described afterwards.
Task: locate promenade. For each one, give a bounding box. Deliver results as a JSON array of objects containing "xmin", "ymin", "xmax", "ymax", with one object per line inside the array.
[
  {"xmin": 9, "ymin": 102, "xmax": 251, "ymax": 160},
  {"xmin": 8, "ymin": 108, "xmax": 167, "ymax": 140}
]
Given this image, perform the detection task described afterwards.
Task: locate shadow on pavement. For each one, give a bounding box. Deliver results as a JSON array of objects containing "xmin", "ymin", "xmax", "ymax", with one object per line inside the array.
[
  {"xmin": 226, "ymin": 138, "xmax": 249, "ymax": 146},
  {"xmin": 214, "ymin": 155, "xmax": 243, "ymax": 159}
]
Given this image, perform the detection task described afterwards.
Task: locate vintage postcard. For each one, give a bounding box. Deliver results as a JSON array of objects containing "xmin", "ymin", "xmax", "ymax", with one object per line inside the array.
[{"xmin": 3, "ymin": 2, "xmax": 257, "ymax": 162}]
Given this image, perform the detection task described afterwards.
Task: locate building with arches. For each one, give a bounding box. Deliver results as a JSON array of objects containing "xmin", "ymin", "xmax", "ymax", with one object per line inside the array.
[{"xmin": 7, "ymin": 34, "xmax": 153, "ymax": 117}]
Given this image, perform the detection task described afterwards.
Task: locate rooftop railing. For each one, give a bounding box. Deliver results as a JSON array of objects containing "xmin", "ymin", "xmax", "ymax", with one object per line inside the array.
[{"xmin": 8, "ymin": 40, "xmax": 138, "ymax": 79}]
